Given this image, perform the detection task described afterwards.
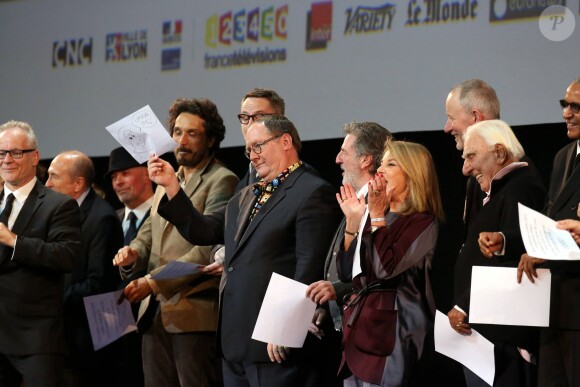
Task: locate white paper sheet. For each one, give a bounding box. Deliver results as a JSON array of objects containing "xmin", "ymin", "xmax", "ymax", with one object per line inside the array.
[
  {"xmin": 83, "ymin": 290, "xmax": 137, "ymax": 350},
  {"xmin": 469, "ymin": 266, "xmax": 551, "ymax": 327},
  {"xmin": 518, "ymin": 202, "xmax": 580, "ymax": 260},
  {"xmin": 251, "ymin": 273, "xmax": 316, "ymax": 348},
  {"xmin": 106, "ymin": 105, "xmax": 178, "ymax": 163},
  {"xmin": 434, "ymin": 310, "xmax": 495, "ymax": 386},
  {"xmin": 150, "ymin": 261, "xmax": 204, "ymax": 281}
]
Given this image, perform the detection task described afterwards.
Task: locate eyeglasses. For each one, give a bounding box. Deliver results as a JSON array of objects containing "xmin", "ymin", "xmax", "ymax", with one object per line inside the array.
[
  {"xmin": 244, "ymin": 135, "xmax": 282, "ymax": 159},
  {"xmin": 559, "ymin": 99, "xmax": 580, "ymax": 114},
  {"xmin": 0, "ymin": 148, "xmax": 36, "ymax": 159},
  {"xmin": 237, "ymin": 113, "xmax": 274, "ymax": 125}
]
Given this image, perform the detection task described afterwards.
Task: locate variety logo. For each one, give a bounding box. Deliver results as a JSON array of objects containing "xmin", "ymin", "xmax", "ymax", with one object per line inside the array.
[
  {"xmin": 204, "ymin": 5, "xmax": 288, "ymax": 69},
  {"xmin": 105, "ymin": 30, "xmax": 148, "ymax": 62},
  {"xmin": 344, "ymin": 3, "xmax": 396, "ymax": 34},
  {"xmin": 52, "ymin": 38, "xmax": 92, "ymax": 68},
  {"xmin": 405, "ymin": 0, "xmax": 478, "ymax": 26},
  {"xmin": 490, "ymin": 0, "xmax": 565, "ymax": 22},
  {"xmin": 162, "ymin": 20, "xmax": 182, "ymax": 71},
  {"xmin": 306, "ymin": 1, "xmax": 333, "ymax": 50}
]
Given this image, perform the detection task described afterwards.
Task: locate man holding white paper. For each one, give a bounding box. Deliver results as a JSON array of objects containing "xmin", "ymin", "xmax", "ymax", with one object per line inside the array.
[
  {"xmin": 449, "ymin": 120, "xmax": 545, "ymax": 387},
  {"xmin": 518, "ymin": 78, "xmax": 580, "ymax": 386},
  {"xmin": 112, "ymin": 98, "xmax": 238, "ymax": 387}
]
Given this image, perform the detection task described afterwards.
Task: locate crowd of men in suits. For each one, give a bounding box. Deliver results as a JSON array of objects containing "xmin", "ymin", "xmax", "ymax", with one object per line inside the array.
[{"xmin": 0, "ymin": 77, "xmax": 579, "ymax": 387}]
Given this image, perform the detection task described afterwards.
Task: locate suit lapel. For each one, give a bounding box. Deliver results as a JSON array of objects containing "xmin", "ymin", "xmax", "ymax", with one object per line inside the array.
[
  {"xmin": 233, "ymin": 187, "xmax": 256, "ymax": 245},
  {"xmin": 11, "ymin": 181, "xmax": 43, "ymax": 236},
  {"xmin": 78, "ymin": 189, "xmax": 95, "ymax": 225},
  {"xmin": 232, "ymin": 167, "xmax": 305, "ymax": 257},
  {"xmin": 0, "ymin": 182, "xmax": 43, "ymax": 265},
  {"xmin": 551, "ymin": 144, "xmax": 580, "ymax": 216}
]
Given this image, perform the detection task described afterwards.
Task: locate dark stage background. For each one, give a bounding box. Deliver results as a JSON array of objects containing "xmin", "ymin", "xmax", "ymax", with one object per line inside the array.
[{"xmin": 40, "ymin": 122, "xmax": 570, "ymax": 386}]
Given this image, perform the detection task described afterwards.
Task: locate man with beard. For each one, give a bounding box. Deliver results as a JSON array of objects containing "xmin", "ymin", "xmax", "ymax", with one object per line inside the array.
[
  {"xmin": 113, "ymin": 98, "xmax": 239, "ymax": 387},
  {"xmin": 306, "ymin": 121, "xmax": 391, "ymax": 386}
]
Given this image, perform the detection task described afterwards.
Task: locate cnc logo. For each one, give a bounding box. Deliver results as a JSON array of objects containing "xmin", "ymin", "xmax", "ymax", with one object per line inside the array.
[
  {"xmin": 162, "ymin": 20, "xmax": 182, "ymax": 71},
  {"xmin": 52, "ymin": 38, "xmax": 92, "ymax": 68},
  {"xmin": 105, "ymin": 30, "xmax": 147, "ymax": 62},
  {"xmin": 491, "ymin": 0, "xmax": 565, "ymax": 22},
  {"xmin": 306, "ymin": 1, "xmax": 332, "ymax": 50},
  {"xmin": 345, "ymin": 3, "xmax": 396, "ymax": 35}
]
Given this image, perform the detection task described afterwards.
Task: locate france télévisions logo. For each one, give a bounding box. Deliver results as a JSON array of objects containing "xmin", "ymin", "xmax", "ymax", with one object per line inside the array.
[
  {"xmin": 52, "ymin": 38, "xmax": 93, "ymax": 68},
  {"xmin": 205, "ymin": 5, "xmax": 288, "ymax": 48},
  {"xmin": 203, "ymin": 5, "xmax": 288, "ymax": 69},
  {"xmin": 306, "ymin": 1, "xmax": 332, "ymax": 50},
  {"xmin": 105, "ymin": 30, "xmax": 148, "ymax": 62},
  {"xmin": 162, "ymin": 20, "xmax": 182, "ymax": 71}
]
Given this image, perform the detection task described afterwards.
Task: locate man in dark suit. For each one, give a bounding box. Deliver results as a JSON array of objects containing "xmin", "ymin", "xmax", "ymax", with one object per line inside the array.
[
  {"xmin": 306, "ymin": 121, "xmax": 391, "ymax": 386},
  {"xmin": 106, "ymin": 146, "xmax": 154, "ymax": 246},
  {"xmin": 449, "ymin": 120, "xmax": 545, "ymax": 387},
  {"xmin": 518, "ymin": 77, "xmax": 580, "ymax": 386},
  {"xmin": 45, "ymin": 150, "xmax": 124, "ymax": 387},
  {"xmin": 148, "ymin": 115, "xmax": 342, "ymax": 386},
  {"xmin": 444, "ymin": 79, "xmax": 502, "ymax": 230},
  {"xmin": 105, "ymin": 146, "xmax": 154, "ymax": 387},
  {"xmin": 235, "ymin": 88, "xmax": 285, "ymax": 191},
  {"xmin": 0, "ymin": 121, "xmax": 81, "ymax": 387}
]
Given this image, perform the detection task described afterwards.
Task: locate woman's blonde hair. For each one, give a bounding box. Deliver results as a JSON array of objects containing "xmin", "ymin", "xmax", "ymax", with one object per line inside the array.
[{"xmin": 384, "ymin": 140, "xmax": 444, "ymax": 222}]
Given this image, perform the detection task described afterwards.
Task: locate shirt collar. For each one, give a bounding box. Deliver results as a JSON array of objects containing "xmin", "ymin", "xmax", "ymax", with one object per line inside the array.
[
  {"xmin": 76, "ymin": 188, "xmax": 90, "ymax": 206},
  {"xmin": 124, "ymin": 195, "xmax": 154, "ymax": 221},
  {"xmin": 4, "ymin": 176, "xmax": 37, "ymax": 205}
]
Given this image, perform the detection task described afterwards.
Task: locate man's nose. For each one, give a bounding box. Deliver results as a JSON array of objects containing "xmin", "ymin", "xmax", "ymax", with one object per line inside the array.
[
  {"xmin": 443, "ymin": 119, "xmax": 453, "ymax": 133},
  {"xmin": 462, "ymin": 160, "xmax": 472, "ymax": 177}
]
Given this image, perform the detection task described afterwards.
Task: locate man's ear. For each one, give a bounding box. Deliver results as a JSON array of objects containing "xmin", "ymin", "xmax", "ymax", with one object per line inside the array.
[
  {"xmin": 473, "ymin": 110, "xmax": 484, "ymax": 123},
  {"xmin": 359, "ymin": 154, "xmax": 372, "ymax": 170},
  {"xmin": 281, "ymin": 132, "xmax": 292, "ymax": 150},
  {"xmin": 495, "ymin": 144, "xmax": 507, "ymax": 163}
]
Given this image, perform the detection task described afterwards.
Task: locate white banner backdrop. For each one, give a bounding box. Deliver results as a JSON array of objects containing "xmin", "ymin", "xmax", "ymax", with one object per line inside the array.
[{"xmin": 0, "ymin": 0, "xmax": 578, "ymax": 157}]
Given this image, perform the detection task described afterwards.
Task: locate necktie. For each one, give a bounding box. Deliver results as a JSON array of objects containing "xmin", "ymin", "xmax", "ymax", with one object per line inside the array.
[
  {"xmin": 574, "ymin": 154, "xmax": 580, "ymax": 170},
  {"xmin": 0, "ymin": 194, "xmax": 15, "ymax": 227},
  {"xmin": 124, "ymin": 211, "xmax": 138, "ymax": 246}
]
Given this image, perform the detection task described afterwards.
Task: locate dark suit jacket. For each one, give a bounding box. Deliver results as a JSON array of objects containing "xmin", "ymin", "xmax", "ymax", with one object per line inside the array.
[
  {"xmin": 464, "ymin": 154, "xmax": 541, "ymax": 238},
  {"xmin": 63, "ymin": 188, "xmax": 123, "ymax": 359},
  {"xmin": 157, "ymin": 165, "xmax": 341, "ymax": 363},
  {"xmin": 234, "ymin": 163, "xmax": 260, "ymax": 194},
  {"xmin": 454, "ymin": 166, "xmax": 545, "ymax": 351},
  {"xmin": 0, "ymin": 180, "xmax": 81, "ymax": 355},
  {"xmin": 544, "ymin": 141, "xmax": 580, "ymax": 329}
]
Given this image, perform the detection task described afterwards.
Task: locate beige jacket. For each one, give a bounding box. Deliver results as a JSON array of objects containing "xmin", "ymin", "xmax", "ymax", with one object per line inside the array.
[{"xmin": 129, "ymin": 157, "xmax": 238, "ymax": 333}]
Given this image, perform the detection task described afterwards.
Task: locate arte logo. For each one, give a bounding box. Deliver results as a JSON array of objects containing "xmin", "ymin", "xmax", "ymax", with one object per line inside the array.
[
  {"xmin": 405, "ymin": 0, "xmax": 478, "ymax": 26},
  {"xmin": 52, "ymin": 38, "xmax": 92, "ymax": 68},
  {"xmin": 105, "ymin": 30, "xmax": 147, "ymax": 62},
  {"xmin": 162, "ymin": 20, "xmax": 182, "ymax": 71},
  {"xmin": 490, "ymin": 0, "xmax": 565, "ymax": 22},
  {"xmin": 205, "ymin": 5, "xmax": 288, "ymax": 48},
  {"xmin": 204, "ymin": 5, "xmax": 288, "ymax": 70},
  {"xmin": 345, "ymin": 3, "xmax": 396, "ymax": 34},
  {"xmin": 306, "ymin": 1, "xmax": 332, "ymax": 50}
]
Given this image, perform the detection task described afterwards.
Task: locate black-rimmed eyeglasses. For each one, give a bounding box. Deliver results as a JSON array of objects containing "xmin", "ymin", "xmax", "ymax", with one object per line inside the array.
[
  {"xmin": 560, "ymin": 99, "xmax": 580, "ymax": 114},
  {"xmin": 237, "ymin": 113, "xmax": 274, "ymax": 125},
  {"xmin": 244, "ymin": 135, "xmax": 281, "ymax": 159},
  {"xmin": 0, "ymin": 148, "xmax": 36, "ymax": 159}
]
